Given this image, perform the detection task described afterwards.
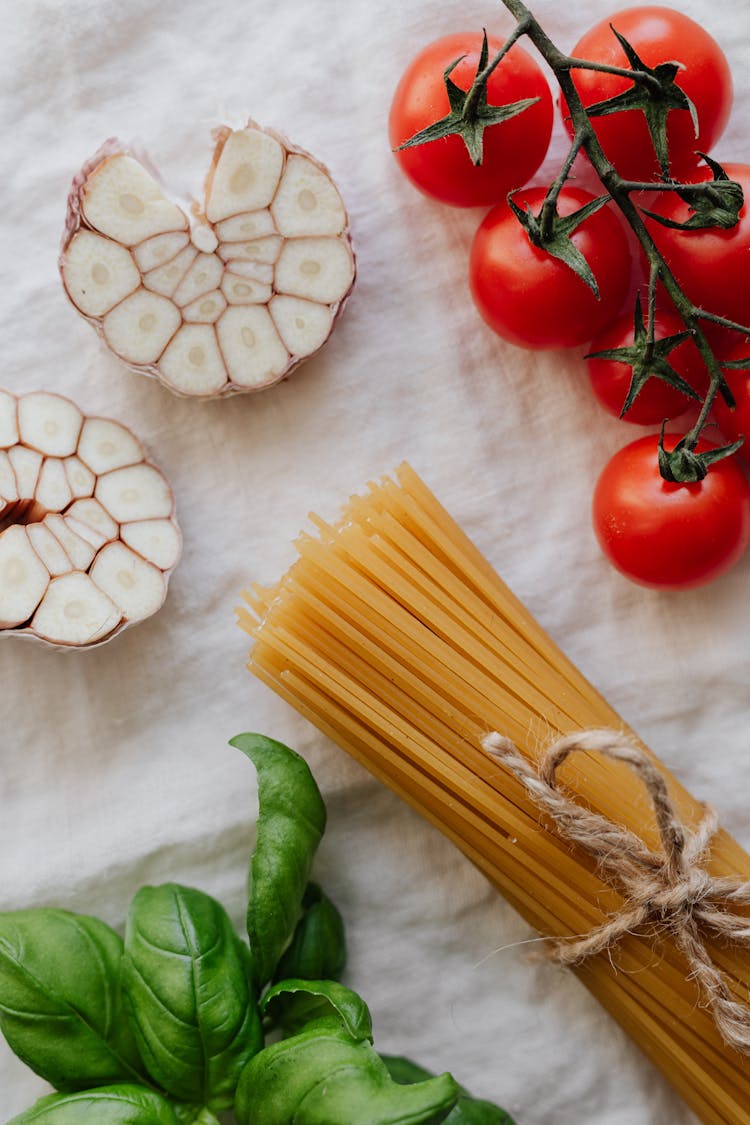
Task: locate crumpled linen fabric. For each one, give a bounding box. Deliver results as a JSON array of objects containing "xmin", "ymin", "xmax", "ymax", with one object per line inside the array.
[{"xmin": 1, "ymin": 0, "xmax": 748, "ymax": 1121}]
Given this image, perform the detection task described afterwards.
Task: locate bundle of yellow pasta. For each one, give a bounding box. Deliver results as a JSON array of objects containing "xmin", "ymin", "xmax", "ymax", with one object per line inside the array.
[{"xmin": 238, "ymin": 462, "xmax": 750, "ymax": 1124}]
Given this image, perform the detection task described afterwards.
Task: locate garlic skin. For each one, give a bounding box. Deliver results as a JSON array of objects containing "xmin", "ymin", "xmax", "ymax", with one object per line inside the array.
[
  {"xmin": 60, "ymin": 122, "xmax": 356, "ymax": 398},
  {"xmin": 0, "ymin": 388, "xmax": 181, "ymax": 649}
]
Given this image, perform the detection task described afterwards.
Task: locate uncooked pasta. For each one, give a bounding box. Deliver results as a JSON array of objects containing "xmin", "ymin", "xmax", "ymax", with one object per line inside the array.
[{"xmin": 239, "ymin": 463, "xmax": 750, "ymax": 1124}]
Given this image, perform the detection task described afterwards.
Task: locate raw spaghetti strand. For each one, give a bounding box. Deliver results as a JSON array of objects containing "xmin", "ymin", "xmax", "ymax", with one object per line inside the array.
[{"xmin": 240, "ymin": 464, "xmax": 750, "ymax": 1124}]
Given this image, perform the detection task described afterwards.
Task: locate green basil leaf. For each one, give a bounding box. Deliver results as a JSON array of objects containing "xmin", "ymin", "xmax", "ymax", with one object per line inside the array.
[
  {"xmin": 262, "ymin": 978, "xmax": 372, "ymax": 1040},
  {"xmin": 0, "ymin": 910, "xmax": 146, "ymax": 1090},
  {"xmin": 235, "ymin": 1026, "xmax": 459, "ymax": 1125},
  {"xmin": 5, "ymin": 1084, "xmax": 182, "ymax": 1124},
  {"xmin": 229, "ymin": 733, "xmax": 326, "ymax": 987},
  {"xmin": 122, "ymin": 884, "xmax": 262, "ymax": 1111},
  {"xmin": 381, "ymin": 1056, "xmax": 437, "ymax": 1085},
  {"xmin": 382, "ymin": 1056, "xmax": 517, "ymax": 1124},
  {"xmin": 172, "ymin": 1108, "xmax": 221, "ymax": 1125},
  {"xmin": 273, "ymin": 882, "xmax": 346, "ymax": 983},
  {"xmin": 444, "ymin": 1100, "xmax": 517, "ymax": 1125}
]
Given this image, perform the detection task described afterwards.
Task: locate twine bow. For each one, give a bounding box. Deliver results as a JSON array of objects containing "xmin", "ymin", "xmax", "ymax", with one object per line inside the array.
[{"xmin": 482, "ymin": 729, "xmax": 750, "ymax": 1054}]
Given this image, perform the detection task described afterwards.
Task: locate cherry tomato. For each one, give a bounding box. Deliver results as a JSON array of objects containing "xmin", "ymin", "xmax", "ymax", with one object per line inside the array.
[
  {"xmin": 592, "ymin": 433, "xmax": 750, "ymax": 588},
  {"xmin": 562, "ymin": 7, "xmax": 732, "ymax": 182},
  {"xmin": 469, "ymin": 186, "xmax": 631, "ymax": 349},
  {"xmin": 714, "ymin": 341, "xmax": 750, "ymax": 463},
  {"xmin": 389, "ymin": 32, "xmax": 553, "ymax": 208},
  {"xmin": 587, "ymin": 306, "xmax": 708, "ymax": 424},
  {"xmin": 644, "ymin": 163, "xmax": 750, "ymax": 333}
]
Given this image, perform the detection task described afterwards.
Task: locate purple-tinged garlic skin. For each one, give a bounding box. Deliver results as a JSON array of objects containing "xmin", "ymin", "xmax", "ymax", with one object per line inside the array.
[
  {"xmin": 0, "ymin": 388, "xmax": 181, "ymax": 649},
  {"xmin": 60, "ymin": 122, "xmax": 356, "ymax": 398}
]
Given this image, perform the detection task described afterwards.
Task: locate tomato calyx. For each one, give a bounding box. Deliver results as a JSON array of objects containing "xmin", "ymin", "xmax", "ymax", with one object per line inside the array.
[
  {"xmin": 657, "ymin": 424, "xmax": 745, "ymax": 483},
  {"xmin": 641, "ymin": 153, "xmax": 744, "ymax": 231},
  {"xmin": 508, "ymin": 189, "xmax": 612, "ymax": 296},
  {"xmin": 395, "ymin": 27, "xmax": 540, "ymax": 166},
  {"xmin": 586, "ymin": 293, "xmax": 698, "ymax": 417},
  {"xmin": 581, "ymin": 24, "xmax": 698, "ymax": 180}
]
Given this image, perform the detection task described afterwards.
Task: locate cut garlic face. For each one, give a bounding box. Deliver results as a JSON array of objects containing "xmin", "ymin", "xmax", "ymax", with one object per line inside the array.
[
  {"xmin": 0, "ymin": 388, "xmax": 181, "ymax": 649},
  {"xmin": 61, "ymin": 122, "xmax": 355, "ymax": 398}
]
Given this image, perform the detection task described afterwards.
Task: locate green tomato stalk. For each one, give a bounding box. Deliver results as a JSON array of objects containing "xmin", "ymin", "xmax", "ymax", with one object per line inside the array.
[{"xmin": 499, "ymin": 0, "xmax": 749, "ymax": 481}]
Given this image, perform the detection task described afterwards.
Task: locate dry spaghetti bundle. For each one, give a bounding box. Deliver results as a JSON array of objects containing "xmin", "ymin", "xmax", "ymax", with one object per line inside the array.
[{"xmin": 238, "ymin": 463, "xmax": 750, "ymax": 1124}]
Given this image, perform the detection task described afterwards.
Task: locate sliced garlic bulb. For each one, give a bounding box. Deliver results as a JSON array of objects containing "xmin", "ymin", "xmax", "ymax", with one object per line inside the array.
[
  {"xmin": 60, "ymin": 122, "xmax": 355, "ymax": 398},
  {"xmin": 0, "ymin": 388, "xmax": 181, "ymax": 648}
]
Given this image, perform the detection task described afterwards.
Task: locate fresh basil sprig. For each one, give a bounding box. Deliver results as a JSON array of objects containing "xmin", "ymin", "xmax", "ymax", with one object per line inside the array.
[{"xmin": 0, "ymin": 735, "xmax": 516, "ymax": 1124}]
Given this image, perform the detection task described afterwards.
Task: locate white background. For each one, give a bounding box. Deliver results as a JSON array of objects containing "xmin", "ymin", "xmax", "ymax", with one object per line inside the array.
[{"xmin": 1, "ymin": 0, "xmax": 749, "ymax": 1121}]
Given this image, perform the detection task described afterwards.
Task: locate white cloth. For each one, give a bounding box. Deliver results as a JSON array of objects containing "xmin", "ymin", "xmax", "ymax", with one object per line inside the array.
[{"xmin": 1, "ymin": 0, "xmax": 749, "ymax": 1121}]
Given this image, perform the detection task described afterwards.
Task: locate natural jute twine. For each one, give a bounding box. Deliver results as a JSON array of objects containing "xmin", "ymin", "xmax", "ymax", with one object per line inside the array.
[{"xmin": 481, "ymin": 728, "xmax": 750, "ymax": 1054}]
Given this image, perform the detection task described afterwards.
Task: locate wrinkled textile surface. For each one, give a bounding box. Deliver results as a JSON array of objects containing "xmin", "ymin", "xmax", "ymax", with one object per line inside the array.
[{"xmin": 1, "ymin": 0, "xmax": 749, "ymax": 1121}]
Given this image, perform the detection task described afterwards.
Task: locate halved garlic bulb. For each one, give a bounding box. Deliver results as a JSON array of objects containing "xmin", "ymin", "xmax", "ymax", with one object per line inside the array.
[
  {"xmin": 60, "ymin": 122, "xmax": 355, "ymax": 397},
  {"xmin": 0, "ymin": 388, "xmax": 181, "ymax": 648}
]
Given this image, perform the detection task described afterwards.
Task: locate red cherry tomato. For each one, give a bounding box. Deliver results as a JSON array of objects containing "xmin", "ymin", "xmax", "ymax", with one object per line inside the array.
[
  {"xmin": 469, "ymin": 186, "xmax": 631, "ymax": 349},
  {"xmin": 562, "ymin": 6, "xmax": 733, "ymax": 182},
  {"xmin": 587, "ymin": 307, "xmax": 708, "ymax": 424},
  {"xmin": 644, "ymin": 163, "xmax": 750, "ymax": 334},
  {"xmin": 714, "ymin": 341, "xmax": 750, "ymax": 463},
  {"xmin": 389, "ymin": 32, "xmax": 553, "ymax": 208},
  {"xmin": 592, "ymin": 433, "xmax": 750, "ymax": 589}
]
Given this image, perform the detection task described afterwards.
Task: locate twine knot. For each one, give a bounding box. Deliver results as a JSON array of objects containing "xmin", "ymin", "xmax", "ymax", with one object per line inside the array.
[
  {"xmin": 642, "ymin": 866, "xmax": 713, "ymax": 925},
  {"xmin": 482, "ymin": 729, "xmax": 750, "ymax": 1054}
]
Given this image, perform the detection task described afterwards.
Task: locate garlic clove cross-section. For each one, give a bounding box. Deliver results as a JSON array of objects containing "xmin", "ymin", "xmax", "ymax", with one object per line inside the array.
[
  {"xmin": 80, "ymin": 154, "xmax": 188, "ymax": 246},
  {"xmin": 31, "ymin": 573, "xmax": 122, "ymax": 647},
  {"xmin": 0, "ymin": 526, "xmax": 50, "ymax": 629},
  {"xmin": 0, "ymin": 391, "xmax": 19, "ymax": 448},
  {"xmin": 205, "ymin": 128, "xmax": 285, "ymax": 222},
  {"xmin": 0, "ymin": 387, "xmax": 181, "ymax": 649},
  {"xmin": 60, "ymin": 121, "xmax": 355, "ymax": 397}
]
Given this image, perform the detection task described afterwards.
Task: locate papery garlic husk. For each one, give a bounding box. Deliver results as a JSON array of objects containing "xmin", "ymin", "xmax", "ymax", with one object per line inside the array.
[
  {"xmin": 60, "ymin": 122, "xmax": 356, "ymax": 398},
  {"xmin": 0, "ymin": 387, "xmax": 181, "ymax": 649}
]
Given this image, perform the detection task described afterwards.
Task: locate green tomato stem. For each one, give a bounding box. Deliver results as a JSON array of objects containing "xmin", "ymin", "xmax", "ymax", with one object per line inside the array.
[
  {"xmin": 566, "ymin": 54, "xmax": 666, "ymax": 95},
  {"xmin": 462, "ymin": 17, "xmax": 532, "ymax": 121},
  {"xmin": 643, "ymin": 262, "xmax": 659, "ymax": 364},
  {"xmin": 539, "ymin": 133, "xmax": 584, "ymax": 240},
  {"xmin": 499, "ymin": 0, "xmax": 749, "ymax": 468}
]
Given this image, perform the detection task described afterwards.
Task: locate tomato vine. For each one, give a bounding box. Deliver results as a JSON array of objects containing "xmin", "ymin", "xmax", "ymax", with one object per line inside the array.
[{"xmin": 499, "ymin": 0, "xmax": 750, "ymax": 482}]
